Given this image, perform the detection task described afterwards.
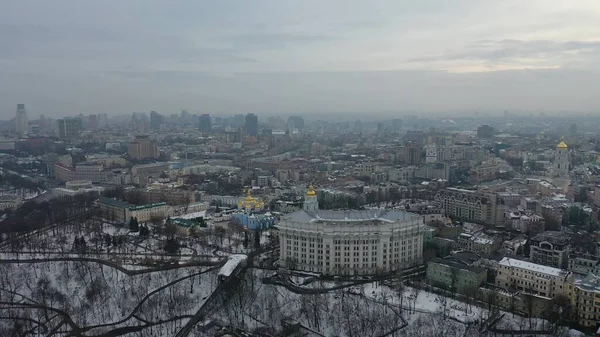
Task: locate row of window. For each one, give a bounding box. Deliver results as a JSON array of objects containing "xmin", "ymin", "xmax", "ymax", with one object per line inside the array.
[
  {"xmin": 288, "ymin": 252, "xmax": 416, "ymax": 265},
  {"xmin": 286, "ymin": 238, "xmax": 419, "ymax": 246}
]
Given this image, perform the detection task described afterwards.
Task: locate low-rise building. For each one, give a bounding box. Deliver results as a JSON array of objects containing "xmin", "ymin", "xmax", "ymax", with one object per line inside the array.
[
  {"xmin": 98, "ymin": 197, "xmax": 173, "ymax": 223},
  {"xmin": 567, "ymin": 273, "xmax": 600, "ymax": 328},
  {"xmin": 457, "ymin": 232, "xmax": 500, "ymax": 256},
  {"xmin": 414, "ymin": 162, "xmax": 452, "ymax": 181},
  {"xmin": 131, "ymin": 162, "xmax": 170, "ymax": 177},
  {"xmin": 74, "ymin": 163, "xmax": 108, "ymax": 183},
  {"xmin": 568, "ymin": 255, "xmax": 600, "ymax": 276},
  {"xmin": 496, "ymin": 257, "xmax": 571, "ymax": 299},
  {"xmin": 505, "ymin": 210, "xmax": 545, "ymax": 234},
  {"xmin": 54, "ymin": 163, "xmax": 109, "ymax": 183},
  {"xmin": 530, "ymin": 231, "xmax": 569, "ymax": 269},
  {"xmin": 387, "ymin": 166, "xmax": 415, "ymax": 183},
  {"xmin": 426, "ymin": 252, "xmax": 487, "ymax": 294},
  {"xmin": 435, "ymin": 188, "xmax": 505, "ymax": 226},
  {"xmin": 98, "ymin": 198, "xmax": 132, "ymax": 223},
  {"xmin": 129, "ymin": 202, "xmax": 172, "ymax": 222},
  {"xmin": 54, "ymin": 180, "xmax": 105, "ymax": 197},
  {"xmin": 501, "ymin": 236, "xmax": 528, "ymax": 256},
  {"xmin": 144, "ymin": 188, "xmax": 195, "ymax": 206}
]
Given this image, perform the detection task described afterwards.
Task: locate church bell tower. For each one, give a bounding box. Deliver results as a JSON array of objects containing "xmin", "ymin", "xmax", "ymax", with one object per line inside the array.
[{"xmin": 303, "ymin": 184, "xmax": 319, "ymax": 212}]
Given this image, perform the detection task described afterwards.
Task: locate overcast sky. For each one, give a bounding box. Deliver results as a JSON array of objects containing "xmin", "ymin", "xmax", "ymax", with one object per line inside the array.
[{"xmin": 2, "ymin": 0, "xmax": 600, "ymax": 118}]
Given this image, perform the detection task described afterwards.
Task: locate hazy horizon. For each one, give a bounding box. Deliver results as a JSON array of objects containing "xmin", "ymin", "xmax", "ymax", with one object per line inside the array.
[{"xmin": 2, "ymin": 1, "xmax": 600, "ymax": 118}]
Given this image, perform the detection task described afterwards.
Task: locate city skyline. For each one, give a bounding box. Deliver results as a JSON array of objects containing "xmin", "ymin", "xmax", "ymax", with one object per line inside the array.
[{"xmin": 2, "ymin": 1, "xmax": 600, "ymax": 117}]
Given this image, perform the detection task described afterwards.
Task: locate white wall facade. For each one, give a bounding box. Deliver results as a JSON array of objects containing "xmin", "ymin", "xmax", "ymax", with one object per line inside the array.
[{"xmin": 278, "ymin": 216, "xmax": 425, "ymax": 275}]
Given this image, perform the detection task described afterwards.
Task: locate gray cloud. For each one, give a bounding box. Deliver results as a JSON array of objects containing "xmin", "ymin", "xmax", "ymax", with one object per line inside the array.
[
  {"xmin": 219, "ymin": 33, "xmax": 336, "ymax": 51},
  {"xmin": 408, "ymin": 39, "xmax": 600, "ymax": 64},
  {"xmin": 102, "ymin": 70, "xmax": 217, "ymax": 81},
  {"xmin": 0, "ymin": 21, "xmax": 330, "ymax": 67},
  {"xmin": 2, "ymin": 1, "xmax": 600, "ymax": 117},
  {"xmin": 3, "ymin": 68, "xmax": 600, "ymax": 117}
]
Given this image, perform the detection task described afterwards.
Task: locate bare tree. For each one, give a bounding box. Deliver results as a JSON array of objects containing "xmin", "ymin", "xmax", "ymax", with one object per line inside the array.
[{"xmin": 214, "ymin": 226, "xmax": 226, "ymax": 247}]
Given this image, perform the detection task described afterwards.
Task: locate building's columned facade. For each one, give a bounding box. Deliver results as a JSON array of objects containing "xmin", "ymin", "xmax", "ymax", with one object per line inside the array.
[{"xmin": 278, "ymin": 185, "xmax": 426, "ymax": 276}]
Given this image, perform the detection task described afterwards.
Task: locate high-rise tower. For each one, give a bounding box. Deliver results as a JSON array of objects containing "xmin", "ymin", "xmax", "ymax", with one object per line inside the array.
[
  {"xmin": 15, "ymin": 104, "xmax": 28, "ymax": 136},
  {"xmin": 150, "ymin": 111, "xmax": 162, "ymax": 131},
  {"xmin": 198, "ymin": 114, "xmax": 212, "ymax": 134},
  {"xmin": 245, "ymin": 113, "xmax": 258, "ymax": 137}
]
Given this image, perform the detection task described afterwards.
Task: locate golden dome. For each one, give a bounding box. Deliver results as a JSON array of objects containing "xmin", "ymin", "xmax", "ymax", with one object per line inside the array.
[
  {"xmin": 306, "ymin": 184, "xmax": 316, "ymax": 197},
  {"xmin": 237, "ymin": 189, "xmax": 264, "ymax": 210},
  {"xmin": 245, "ymin": 189, "xmax": 254, "ymax": 202},
  {"xmin": 556, "ymin": 136, "xmax": 567, "ymax": 149}
]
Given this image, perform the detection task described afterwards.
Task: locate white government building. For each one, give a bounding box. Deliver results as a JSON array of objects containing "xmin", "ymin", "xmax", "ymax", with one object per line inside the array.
[{"xmin": 278, "ymin": 185, "xmax": 426, "ymax": 275}]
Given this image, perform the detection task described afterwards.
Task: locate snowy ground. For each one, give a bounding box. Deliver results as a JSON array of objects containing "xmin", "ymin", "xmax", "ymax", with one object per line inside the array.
[
  {"xmin": 0, "ymin": 259, "xmax": 588, "ymax": 337},
  {"xmin": 210, "ymin": 269, "xmax": 587, "ymax": 337},
  {"xmin": 0, "ymin": 260, "xmax": 219, "ymax": 336},
  {"xmin": 176, "ymin": 210, "xmax": 207, "ymax": 220}
]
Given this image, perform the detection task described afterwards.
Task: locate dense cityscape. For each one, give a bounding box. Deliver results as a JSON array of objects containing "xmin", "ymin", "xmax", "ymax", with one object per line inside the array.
[{"xmin": 0, "ymin": 107, "xmax": 599, "ymax": 336}]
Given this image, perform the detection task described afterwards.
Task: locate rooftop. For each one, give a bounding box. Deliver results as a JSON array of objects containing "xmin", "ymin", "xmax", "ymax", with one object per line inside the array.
[
  {"xmin": 430, "ymin": 257, "xmax": 486, "ymax": 274},
  {"xmin": 284, "ymin": 209, "xmax": 421, "ymax": 224},
  {"xmin": 133, "ymin": 162, "xmax": 169, "ymax": 169},
  {"xmin": 129, "ymin": 202, "xmax": 167, "ymax": 211},
  {"xmin": 573, "ymin": 273, "xmax": 600, "ymax": 293},
  {"xmin": 218, "ymin": 254, "xmax": 248, "ymax": 278},
  {"xmin": 99, "ymin": 197, "xmax": 132, "ymax": 209},
  {"xmin": 531, "ymin": 231, "xmax": 569, "ymax": 245},
  {"xmin": 451, "ymin": 251, "xmax": 482, "ymax": 266},
  {"xmin": 499, "ymin": 257, "xmax": 565, "ymax": 277}
]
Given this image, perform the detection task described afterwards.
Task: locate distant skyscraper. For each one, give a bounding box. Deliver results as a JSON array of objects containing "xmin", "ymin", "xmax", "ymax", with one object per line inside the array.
[
  {"xmin": 97, "ymin": 113, "xmax": 108, "ymax": 128},
  {"xmin": 131, "ymin": 113, "xmax": 149, "ymax": 133},
  {"xmin": 57, "ymin": 118, "xmax": 82, "ymax": 139},
  {"xmin": 404, "ymin": 143, "xmax": 422, "ymax": 165},
  {"xmin": 245, "ymin": 113, "xmax": 258, "ymax": 137},
  {"xmin": 150, "ymin": 111, "xmax": 162, "ymax": 131},
  {"xmin": 199, "ymin": 114, "xmax": 212, "ymax": 134},
  {"xmin": 354, "ymin": 120, "xmax": 362, "ymax": 134},
  {"xmin": 88, "ymin": 114, "xmax": 98, "ymax": 130},
  {"xmin": 477, "ymin": 125, "xmax": 494, "ymax": 138},
  {"xmin": 377, "ymin": 122, "xmax": 385, "ymax": 133},
  {"xmin": 234, "ymin": 114, "xmax": 245, "ymax": 127},
  {"xmin": 287, "ymin": 118, "xmax": 295, "ymax": 137},
  {"xmin": 15, "ymin": 104, "xmax": 28, "ymax": 136},
  {"xmin": 405, "ymin": 131, "xmax": 425, "ymax": 145},
  {"xmin": 288, "ymin": 116, "xmax": 304, "ymax": 130},
  {"xmin": 569, "ymin": 123, "xmax": 577, "ymax": 136},
  {"xmin": 393, "ymin": 119, "xmax": 402, "ymax": 133}
]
